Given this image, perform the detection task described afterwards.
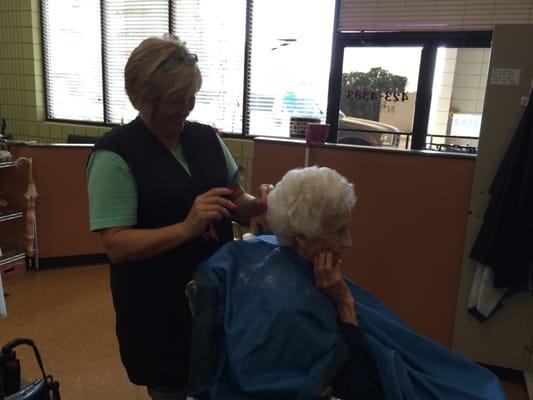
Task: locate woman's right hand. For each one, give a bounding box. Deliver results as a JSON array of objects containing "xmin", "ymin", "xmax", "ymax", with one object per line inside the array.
[
  {"xmin": 314, "ymin": 251, "xmax": 355, "ymax": 306},
  {"xmin": 183, "ymin": 187, "xmax": 237, "ymax": 238},
  {"xmin": 314, "ymin": 251, "xmax": 357, "ymax": 324}
]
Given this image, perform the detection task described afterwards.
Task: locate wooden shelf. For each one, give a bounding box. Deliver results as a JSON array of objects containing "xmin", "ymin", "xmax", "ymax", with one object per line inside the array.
[
  {"xmin": 0, "ymin": 161, "xmax": 16, "ymax": 169},
  {"xmin": 0, "ymin": 210, "xmax": 24, "ymax": 223},
  {"xmin": 0, "ymin": 249, "xmax": 25, "ymax": 267},
  {"xmin": 0, "ymin": 155, "xmax": 37, "ymax": 271}
]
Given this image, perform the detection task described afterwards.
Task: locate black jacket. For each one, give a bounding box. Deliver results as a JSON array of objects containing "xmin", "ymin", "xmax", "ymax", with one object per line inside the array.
[
  {"xmin": 92, "ymin": 117, "xmax": 233, "ymax": 386},
  {"xmin": 470, "ymin": 92, "xmax": 533, "ymax": 289}
]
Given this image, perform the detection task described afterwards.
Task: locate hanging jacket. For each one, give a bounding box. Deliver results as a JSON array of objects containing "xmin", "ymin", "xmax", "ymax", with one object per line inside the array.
[{"xmin": 470, "ymin": 91, "xmax": 533, "ymax": 289}]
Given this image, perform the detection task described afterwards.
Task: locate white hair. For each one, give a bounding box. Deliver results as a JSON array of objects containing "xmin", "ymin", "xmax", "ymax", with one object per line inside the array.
[{"xmin": 266, "ymin": 166, "xmax": 356, "ymax": 246}]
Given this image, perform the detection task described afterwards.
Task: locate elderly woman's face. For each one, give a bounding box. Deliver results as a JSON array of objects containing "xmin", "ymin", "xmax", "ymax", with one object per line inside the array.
[
  {"xmin": 299, "ymin": 212, "xmax": 352, "ymax": 264},
  {"xmin": 151, "ymin": 95, "xmax": 195, "ymax": 136}
]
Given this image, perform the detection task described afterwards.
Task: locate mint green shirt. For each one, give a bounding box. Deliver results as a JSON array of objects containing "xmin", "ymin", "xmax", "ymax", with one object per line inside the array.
[{"xmin": 86, "ymin": 135, "xmax": 238, "ymax": 231}]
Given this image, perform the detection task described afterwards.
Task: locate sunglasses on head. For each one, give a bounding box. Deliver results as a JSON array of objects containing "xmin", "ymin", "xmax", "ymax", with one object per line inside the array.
[{"xmin": 154, "ymin": 53, "xmax": 198, "ymax": 73}]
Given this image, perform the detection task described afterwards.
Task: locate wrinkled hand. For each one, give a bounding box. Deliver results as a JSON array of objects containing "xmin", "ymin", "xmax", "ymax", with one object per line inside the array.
[
  {"xmin": 314, "ymin": 251, "xmax": 354, "ymax": 306},
  {"xmin": 183, "ymin": 187, "xmax": 236, "ymax": 238},
  {"xmin": 255, "ymin": 183, "xmax": 274, "ymax": 212}
]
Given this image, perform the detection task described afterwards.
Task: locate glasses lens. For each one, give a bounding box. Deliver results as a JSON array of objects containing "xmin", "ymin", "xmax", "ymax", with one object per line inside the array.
[{"xmin": 182, "ymin": 54, "xmax": 198, "ymax": 65}]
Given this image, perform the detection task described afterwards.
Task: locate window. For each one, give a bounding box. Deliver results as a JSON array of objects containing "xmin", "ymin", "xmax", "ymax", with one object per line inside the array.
[
  {"xmin": 171, "ymin": 1, "xmax": 246, "ymax": 133},
  {"xmin": 41, "ymin": 0, "xmax": 335, "ymax": 135},
  {"xmin": 247, "ymin": 0, "xmax": 334, "ymax": 137},
  {"xmin": 41, "ymin": 1, "xmax": 103, "ymax": 122},
  {"xmin": 42, "ymin": 0, "xmax": 247, "ymax": 131},
  {"xmin": 426, "ymin": 47, "xmax": 490, "ymax": 152},
  {"xmin": 338, "ymin": 47, "xmax": 421, "ymax": 148},
  {"xmin": 327, "ymin": 32, "xmax": 492, "ymax": 152}
]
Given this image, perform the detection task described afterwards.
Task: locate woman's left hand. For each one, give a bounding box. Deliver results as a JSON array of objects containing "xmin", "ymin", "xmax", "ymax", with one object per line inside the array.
[
  {"xmin": 231, "ymin": 183, "xmax": 274, "ymax": 219},
  {"xmin": 255, "ymin": 183, "xmax": 274, "ymax": 212},
  {"xmin": 314, "ymin": 251, "xmax": 354, "ymax": 306}
]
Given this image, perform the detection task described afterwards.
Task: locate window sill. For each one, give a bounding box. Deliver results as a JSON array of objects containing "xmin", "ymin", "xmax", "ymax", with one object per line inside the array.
[{"xmin": 253, "ymin": 136, "xmax": 477, "ymax": 160}]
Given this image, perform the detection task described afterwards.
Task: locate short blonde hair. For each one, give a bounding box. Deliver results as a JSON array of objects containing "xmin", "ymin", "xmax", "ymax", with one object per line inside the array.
[
  {"xmin": 266, "ymin": 166, "xmax": 356, "ymax": 246},
  {"xmin": 124, "ymin": 34, "xmax": 202, "ymax": 121}
]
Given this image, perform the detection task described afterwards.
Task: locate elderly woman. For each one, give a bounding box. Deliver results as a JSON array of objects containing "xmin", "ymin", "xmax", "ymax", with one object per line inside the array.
[
  {"xmin": 86, "ymin": 35, "xmax": 271, "ymax": 400},
  {"xmin": 187, "ymin": 166, "xmax": 505, "ymax": 400}
]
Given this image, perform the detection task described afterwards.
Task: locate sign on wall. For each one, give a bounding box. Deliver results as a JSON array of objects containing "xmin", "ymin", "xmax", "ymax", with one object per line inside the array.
[{"xmin": 490, "ymin": 68, "xmax": 521, "ymax": 86}]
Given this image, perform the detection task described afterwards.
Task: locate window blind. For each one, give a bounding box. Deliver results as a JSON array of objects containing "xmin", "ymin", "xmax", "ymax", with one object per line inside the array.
[
  {"xmin": 42, "ymin": 0, "xmax": 103, "ymax": 121},
  {"xmin": 339, "ymin": 0, "xmax": 533, "ymax": 32},
  {"xmin": 171, "ymin": 0, "xmax": 247, "ymax": 133},
  {"xmin": 42, "ymin": 0, "xmax": 335, "ymax": 132},
  {"xmin": 102, "ymin": 0, "xmax": 169, "ymax": 123}
]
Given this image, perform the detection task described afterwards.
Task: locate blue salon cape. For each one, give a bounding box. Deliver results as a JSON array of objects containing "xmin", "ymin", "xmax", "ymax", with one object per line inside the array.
[{"xmin": 188, "ymin": 236, "xmax": 505, "ymax": 400}]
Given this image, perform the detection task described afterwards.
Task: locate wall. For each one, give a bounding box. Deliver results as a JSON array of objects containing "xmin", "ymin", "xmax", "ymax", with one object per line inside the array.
[
  {"xmin": 253, "ymin": 139, "xmax": 476, "ymax": 347},
  {"xmin": 0, "ymin": 0, "xmax": 46, "ymax": 142},
  {"xmin": 453, "ymin": 25, "xmax": 533, "ymax": 372},
  {"xmin": 9, "ymin": 144, "xmax": 104, "ymax": 258}
]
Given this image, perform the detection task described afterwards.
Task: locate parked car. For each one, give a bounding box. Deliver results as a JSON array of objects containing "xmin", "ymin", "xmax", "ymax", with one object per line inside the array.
[
  {"xmin": 337, "ymin": 111, "xmax": 401, "ymax": 146},
  {"xmin": 275, "ymin": 94, "xmax": 401, "ymax": 146}
]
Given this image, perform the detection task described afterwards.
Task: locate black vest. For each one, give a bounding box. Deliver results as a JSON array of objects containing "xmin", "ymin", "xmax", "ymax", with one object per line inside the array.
[{"xmin": 92, "ymin": 117, "xmax": 233, "ymax": 386}]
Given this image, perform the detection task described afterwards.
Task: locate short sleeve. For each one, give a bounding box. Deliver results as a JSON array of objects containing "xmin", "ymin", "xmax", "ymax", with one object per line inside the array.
[{"xmin": 86, "ymin": 150, "xmax": 138, "ymax": 231}]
